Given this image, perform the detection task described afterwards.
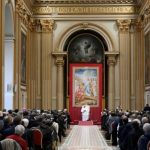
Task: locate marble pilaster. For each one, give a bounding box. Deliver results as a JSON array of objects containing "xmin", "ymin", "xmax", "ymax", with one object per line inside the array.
[
  {"xmin": 28, "ymin": 19, "xmax": 54, "ymax": 109},
  {"xmin": 130, "ymin": 22, "xmax": 136, "ymax": 110},
  {"xmin": 135, "ymin": 20, "xmax": 145, "ymax": 110},
  {"xmin": 117, "ymin": 19, "xmax": 131, "ymax": 110},
  {"xmin": 105, "ymin": 52, "xmax": 119, "ymax": 110},
  {"xmin": 114, "ymin": 57, "xmax": 120, "ymax": 108},
  {"xmin": 52, "ymin": 52, "xmax": 67, "ymax": 110}
]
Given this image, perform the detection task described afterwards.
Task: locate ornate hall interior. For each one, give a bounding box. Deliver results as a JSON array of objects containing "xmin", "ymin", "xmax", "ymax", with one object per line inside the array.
[{"xmin": 0, "ymin": 0, "xmax": 150, "ymax": 114}]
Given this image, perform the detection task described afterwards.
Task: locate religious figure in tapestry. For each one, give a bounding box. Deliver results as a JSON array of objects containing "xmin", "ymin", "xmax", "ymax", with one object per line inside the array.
[{"xmin": 73, "ymin": 66, "xmax": 100, "ymax": 107}]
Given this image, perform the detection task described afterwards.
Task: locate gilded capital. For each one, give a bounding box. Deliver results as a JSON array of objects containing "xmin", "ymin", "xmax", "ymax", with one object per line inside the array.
[
  {"xmin": 28, "ymin": 19, "xmax": 38, "ymax": 32},
  {"xmin": 117, "ymin": 20, "xmax": 131, "ymax": 32},
  {"xmin": 135, "ymin": 20, "xmax": 144, "ymax": 32},
  {"xmin": 107, "ymin": 57, "xmax": 116, "ymax": 66},
  {"xmin": 52, "ymin": 52, "xmax": 67, "ymax": 66},
  {"xmin": 56, "ymin": 57, "xmax": 65, "ymax": 67},
  {"xmin": 29, "ymin": 19, "xmax": 54, "ymax": 32},
  {"xmin": 40, "ymin": 19, "xmax": 54, "ymax": 32},
  {"xmin": 130, "ymin": 19, "xmax": 144, "ymax": 32},
  {"xmin": 105, "ymin": 51, "xmax": 119, "ymax": 65}
]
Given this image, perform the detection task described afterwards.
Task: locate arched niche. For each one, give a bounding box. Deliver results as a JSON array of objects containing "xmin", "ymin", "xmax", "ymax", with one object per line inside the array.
[
  {"xmin": 64, "ymin": 29, "xmax": 108, "ymax": 100},
  {"xmin": 57, "ymin": 22, "xmax": 115, "ymax": 52},
  {"xmin": 56, "ymin": 22, "xmax": 116, "ymax": 110},
  {"xmin": 53, "ymin": 22, "xmax": 118, "ymax": 113},
  {"xmin": 4, "ymin": 1, "xmax": 14, "ymax": 110}
]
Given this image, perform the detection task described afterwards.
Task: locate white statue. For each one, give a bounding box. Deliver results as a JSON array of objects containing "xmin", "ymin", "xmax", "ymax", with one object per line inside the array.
[{"xmin": 81, "ymin": 104, "xmax": 90, "ymax": 121}]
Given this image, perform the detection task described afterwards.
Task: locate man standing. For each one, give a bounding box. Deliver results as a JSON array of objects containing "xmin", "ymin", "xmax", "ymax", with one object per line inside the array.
[{"xmin": 81, "ymin": 104, "xmax": 90, "ymax": 121}]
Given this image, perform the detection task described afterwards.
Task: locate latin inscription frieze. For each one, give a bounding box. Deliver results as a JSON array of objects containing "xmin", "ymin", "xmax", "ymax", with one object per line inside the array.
[{"xmin": 33, "ymin": 6, "xmax": 137, "ymax": 15}]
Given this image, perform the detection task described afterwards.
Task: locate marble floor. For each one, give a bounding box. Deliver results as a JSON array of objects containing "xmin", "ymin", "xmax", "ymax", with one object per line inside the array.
[{"xmin": 58, "ymin": 125, "xmax": 115, "ymax": 150}]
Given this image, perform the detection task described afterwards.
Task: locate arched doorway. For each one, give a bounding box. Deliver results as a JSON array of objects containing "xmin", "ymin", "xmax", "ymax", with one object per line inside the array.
[
  {"xmin": 4, "ymin": 2, "xmax": 14, "ymax": 110},
  {"xmin": 64, "ymin": 29, "xmax": 108, "ymax": 123}
]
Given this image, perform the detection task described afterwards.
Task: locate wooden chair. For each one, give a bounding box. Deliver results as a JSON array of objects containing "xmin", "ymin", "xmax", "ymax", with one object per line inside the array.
[
  {"xmin": 31, "ymin": 128, "xmax": 43, "ymax": 150},
  {"xmin": 0, "ymin": 138, "xmax": 22, "ymax": 150},
  {"xmin": 147, "ymin": 140, "xmax": 150, "ymax": 150}
]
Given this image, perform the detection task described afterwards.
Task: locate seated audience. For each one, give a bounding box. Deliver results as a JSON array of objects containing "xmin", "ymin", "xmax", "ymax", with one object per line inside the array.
[
  {"xmin": 138, "ymin": 123, "xmax": 150, "ymax": 150},
  {"xmin": 2, "ymin": 115, "xmax": 22, "ymax": 138},
  {"xmin": 7, "ymin": 124, "xmax": 28, "ymax": 150}
]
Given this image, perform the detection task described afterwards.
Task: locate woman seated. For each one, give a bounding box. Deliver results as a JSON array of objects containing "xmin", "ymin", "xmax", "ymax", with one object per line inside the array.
[{"xmin": 7, "ymin": 124, "xmax": 28, "ymax": 150}]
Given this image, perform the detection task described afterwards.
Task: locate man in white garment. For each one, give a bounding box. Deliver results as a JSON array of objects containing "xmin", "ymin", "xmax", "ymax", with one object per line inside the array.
[{"xmin": 81, "ymin": 104, "xmax": 90, "ymax": 121}]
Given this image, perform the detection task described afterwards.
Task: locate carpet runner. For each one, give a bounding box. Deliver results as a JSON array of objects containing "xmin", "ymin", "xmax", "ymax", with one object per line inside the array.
[
  {"xmin": 78, "ymin": 121, "xmax": 93, "ymax": 125},
  {"xmin": 58, "ymin": 125, "xmax": 112, "ymax": 150}
]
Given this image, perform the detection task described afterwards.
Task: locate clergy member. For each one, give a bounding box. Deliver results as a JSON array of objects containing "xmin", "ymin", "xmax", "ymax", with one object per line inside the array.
[{"xmin": 81, "ymin": 104, "xmax": 90, "ymax": 121}]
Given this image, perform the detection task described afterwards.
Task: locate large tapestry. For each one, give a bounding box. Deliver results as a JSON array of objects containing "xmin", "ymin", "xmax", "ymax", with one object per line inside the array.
[
  {"xmin": 73, "ymin": 67, "xmax": 99, "ymax": 107},
  {"xmin": 69, "ymin": 64, "xmax": 102, "ymax": 122}
]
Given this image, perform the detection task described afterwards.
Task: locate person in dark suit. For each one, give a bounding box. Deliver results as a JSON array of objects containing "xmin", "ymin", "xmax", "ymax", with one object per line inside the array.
[{"xmin": 143, "ymin": 104, "xmax": 150, "ymax": 112}]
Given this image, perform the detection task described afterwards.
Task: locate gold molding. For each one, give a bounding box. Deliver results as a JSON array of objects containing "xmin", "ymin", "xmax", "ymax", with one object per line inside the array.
[
  {"xmin": 105, "ymin": 51, "xmax": 119, "ymax": 65},
  {"xmin": 117, "ymin": 19, "xmax": 131, "ymax": 32},
  {"xmin": 143, "ymin": 5, "xmax": 150, "ymax": 28},
  {"xmin": 16, "ymin": 0, "xmax": 31, "ymax": 28},
  {"xmin": 33, "ymin": 6, "xmax": 137, "ymax": 15},
  {"xmin": 52, "ymin": 52, "xmax": 67, "ymax": 66},
  {"xmin": 81, "ymin": 23, "xmax": 89, "ymax": 29},
  {"xmin": 29, "ymin": 19, "xmax": 55, "ymax": 32},
  {"xmin": 40, "ymin": 19, "xmax": 54, "ymax": 32},
  {"xmin": 52, "ymin": 52, "xmax": 67, "ymax": 57},
  {"xmin": 135, "ymin": 19, "xmax": 144, "ymax": 31},
  {"xmin": 34, "ymin": 0, "xmax": 136, "ymax": 5},
  {"xmin": 130, "ymin": 19, "xmax": 144, "ymax": 32}
]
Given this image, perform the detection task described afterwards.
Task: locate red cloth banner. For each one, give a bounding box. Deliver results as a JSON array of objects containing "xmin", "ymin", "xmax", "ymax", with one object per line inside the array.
[{"xmin": 69, "ymin": 63, "xmax": 102, "ymax": 124}]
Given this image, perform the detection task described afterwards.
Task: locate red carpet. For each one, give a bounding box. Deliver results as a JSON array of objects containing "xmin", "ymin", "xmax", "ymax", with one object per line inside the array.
[{"xmin": 78, "ymin": 120, "xmax": 93, "ymax": 125}]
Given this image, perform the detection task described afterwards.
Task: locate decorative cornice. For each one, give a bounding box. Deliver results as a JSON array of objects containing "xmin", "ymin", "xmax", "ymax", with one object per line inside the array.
[
  {"xmin": 138, "ymin": 0, "xmax": 149, "ymax": 15},
  {"xmin": 33, "ymin": 0, "xmax": 137, "ymax": 5},
  {"xmin": 33, "ymin": 6, "xmax": 137, "ymax": 15},
  {"xmin": 16, "ymin": 0, "xmax": 32, "ymax": 28},
  {"xmin": 145, "ymin": 5, "xmax": 150, "ymax": 15},
  {"xmin": 52, "ymin": 52, "xmax": 67, "ymax": 57},
  {"xmin": 143, "ymin": 5, "xmax": 150, "ymax": 28},
  {"xmin": 117, "ymin": 19, "xmax": 131, "ymax": 32},
  {"xmin": 105, "ymin": 51, "xmax": 119, "ymax": 57},
  {"xmin": 29, "ymin": 19, "xmax": 54, "ymax": 32}
]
